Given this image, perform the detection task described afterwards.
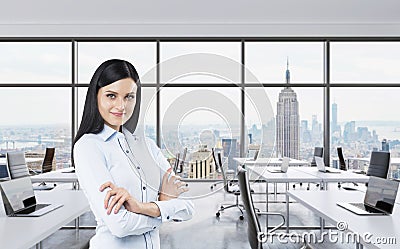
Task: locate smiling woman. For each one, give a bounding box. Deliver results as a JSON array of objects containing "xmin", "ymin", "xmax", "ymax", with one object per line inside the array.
[
  {"xmin": 97, "ymin": 78, "xmax": 138, "ymax": 131},
  {"xmin": 73, "ymin": 59, "xmax": 194, "ymax": 249}
]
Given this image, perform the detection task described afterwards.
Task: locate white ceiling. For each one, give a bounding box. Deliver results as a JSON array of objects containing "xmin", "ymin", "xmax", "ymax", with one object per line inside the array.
[{"xmin": 1, "ymin": 0, "xmax": 400, "ymax": 37}]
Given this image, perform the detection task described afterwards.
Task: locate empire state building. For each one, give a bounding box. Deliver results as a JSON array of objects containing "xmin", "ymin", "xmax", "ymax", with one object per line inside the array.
[{"xmin": 276, "ymin": 59, "xmax": 300, "ymax": 159}]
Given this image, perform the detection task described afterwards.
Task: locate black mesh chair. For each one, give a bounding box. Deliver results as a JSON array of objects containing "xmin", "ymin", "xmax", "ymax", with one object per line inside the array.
[
  {"xmin": 337, "ymin": 147, "xmax": 346, "ymax": 188},
  {"xmin": 337, "ymin": 147, "xmax": 358, "ymax": 189},
  {"xmin": 293, "ymin": 147, "xmax": 323, "ymax": 190},
  {"xmin": 30, "ymin": 147, "xmax": 55, "ymax": 174},
  {"xmin": 213, "ymin": 149, "xmax": 245, "ymax": 220},
  {"xmin": 367, "ymin": 151, "xmax": 390, "ymax": 179},
  {"xmin": 337, "ymin": 147, "xmax": 347, "ymax": 171},
  {"xmin": 29, "ymin": 148, "xmax": 56, "ymax": 190},
  {"xmin": 238, "ymin": 166, "xmax": 311, "ymax": 249},
  {"xmin": 210, "ymin": 148, "xmax": 224, "ymax": 190},
  {"xmin": 237, "ymin": 166, "xmax": 285, "ymax": 249}
]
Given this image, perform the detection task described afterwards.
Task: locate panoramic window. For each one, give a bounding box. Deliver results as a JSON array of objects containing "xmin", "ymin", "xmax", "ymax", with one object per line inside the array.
[
  {"xmin": 245, "ymin": 42, "xmax": 324, "ymax": 83},
  {"xmin": 0, "ymin": 42, "xmax": 71, "ymax": 83},
  {"xmin": 331, "ymin": 42, "xmax": 400, "ymax": 83},
  {"xmin": 0, "ymin": 88, "xmax": 71, "ymax": 168},
  {"xmin": 77, "ymin": 42, "xmax": 157, "ymax": 84}
]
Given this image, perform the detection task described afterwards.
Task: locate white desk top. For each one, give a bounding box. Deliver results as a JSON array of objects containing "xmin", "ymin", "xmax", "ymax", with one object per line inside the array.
[
  {"xmin": 287, "ymin": 190, "xmax": 400, "ymax": 249},
  {"xmin": 247, "ymin": 166, "xmax": 321, "ymax": 183},
  {"xmin": 30, "ymin": 168, "xmax": 77, "ymax": 183},
  {"xmin": 234, "ymin": 157, "xmax": 309, "ymax": 167},
  {"xmin": 0, "ymin": 190, "xmax": 89, "ymax": 249},
  {"xmin": 293, "ymin": 167, "xmax": 369, "ymax": 183}
]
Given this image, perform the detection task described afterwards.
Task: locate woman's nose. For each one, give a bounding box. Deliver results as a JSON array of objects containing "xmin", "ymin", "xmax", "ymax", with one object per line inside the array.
[{"xmin": 116, "ymin": 97, "xmax": 126, "ymax": 110}]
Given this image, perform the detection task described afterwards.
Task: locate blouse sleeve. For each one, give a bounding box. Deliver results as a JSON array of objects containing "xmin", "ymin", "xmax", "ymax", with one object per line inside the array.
[
  {"xmin": 74, "ymin": 137, "xmax": 162, "ymax": 238},
  {"xmin": 145, "ymin": 138, "xmax": 195, "ymax": 222}
]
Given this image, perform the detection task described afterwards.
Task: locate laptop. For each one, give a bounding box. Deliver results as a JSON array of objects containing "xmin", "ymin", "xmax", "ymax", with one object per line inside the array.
[
  {"xmin": 315, "ymin": 156, "xmax": 341, "ymax": 173},
  {"xmin": 337, "ymin": 176, "xmax": 399, "ymax": 215},
  {"xmin": 268, "ymin": 157, "xmax": 290, "ymax": 173},
  {"xmin": 0, "ymin": 177, "xmax": 62, "ymax": 217}
]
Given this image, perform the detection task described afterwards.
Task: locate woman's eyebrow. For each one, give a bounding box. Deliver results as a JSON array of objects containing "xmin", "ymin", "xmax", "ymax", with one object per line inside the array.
[
  {"xmin": 104, "ymin": 90, "xmax": 118, "ymax": 94},
  {"xmin": 104, "ymin": 90, "xmax": 135, "ymax": 95}
]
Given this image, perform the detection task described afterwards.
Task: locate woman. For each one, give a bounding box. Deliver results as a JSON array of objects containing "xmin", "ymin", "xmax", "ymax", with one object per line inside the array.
[{"xmin": 73, "ymin": 59, "xmax": 194, "ymax": 249}]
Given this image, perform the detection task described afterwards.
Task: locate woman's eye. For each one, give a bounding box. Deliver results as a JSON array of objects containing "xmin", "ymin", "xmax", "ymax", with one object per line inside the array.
[
  {"xmin": 126, "ymin": 94, "xmax": 135, "ymax": 100},
  {"xmin": 106, "ymin": 94, "xmax": 116, "ymax": 99}
]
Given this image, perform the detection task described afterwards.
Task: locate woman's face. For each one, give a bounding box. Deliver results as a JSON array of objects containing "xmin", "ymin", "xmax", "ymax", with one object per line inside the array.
[{"xmin": 97, "ymin": 78, "xmax": 138, "ymax": 131}]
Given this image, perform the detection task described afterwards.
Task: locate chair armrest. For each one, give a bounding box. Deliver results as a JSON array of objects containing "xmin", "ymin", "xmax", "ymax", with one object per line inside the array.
[
  {"xmin": 29, "ymin": 168, "xmax": 41, "ymax": 175},
  {"xmin": 256, "ymin": 211, "xmax": 285, "ymax": 233}
]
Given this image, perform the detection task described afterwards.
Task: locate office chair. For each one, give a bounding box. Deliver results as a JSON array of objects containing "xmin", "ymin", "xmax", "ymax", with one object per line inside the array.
[
  {"xmin": 213, "ymin": 149, "xmax": 245, "ymax": 220},
  {"xmin": 337, "ymin": 147, "xmax": 359, "ymax": 189},
  {"xmin": 7, "ymin": 151, "xmax": 55, "ymax": 191},
  {"xmin": 337, "ymin": 147, "xmax": 346, "ymax": 171},
  {"xmin": 367, "ymin": 151, "xmax": 390, "ymax": 179},
  {"xmin": 29, "ymin": 148, "xmax": 57, "ymax": 190},
  {"xmin": 293, "ymin": 147, "xmax": 323, "ymax": 190},
  {"xmin": 237, "ymin": 166, "xmax": 310, "ymax": 249},
  {"xmin": 30, "ymin": 147, "xmax": 55, "ymax": 174},
  {"xmin": 210, "ymin": 148, "xmax": 225, "ymax": 190},
  {"xmin": 6, "ymin": 151, "xmax": 30, "ymax": 179}
]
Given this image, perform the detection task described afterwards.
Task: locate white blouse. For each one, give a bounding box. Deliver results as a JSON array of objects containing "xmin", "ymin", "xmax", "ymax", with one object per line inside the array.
[{"xmin": 74, "ymin": 125, "xmax": 194, "ymax": 249}]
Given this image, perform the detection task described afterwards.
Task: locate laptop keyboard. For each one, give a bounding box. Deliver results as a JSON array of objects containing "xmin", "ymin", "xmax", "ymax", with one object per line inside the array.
[
  {"xmin": 14, "ymin": 203, "xmax": 50, "ymax": 215},
  {"xmin": 350, "ymin": 203, "xmax": 382, "ymax": 213}
]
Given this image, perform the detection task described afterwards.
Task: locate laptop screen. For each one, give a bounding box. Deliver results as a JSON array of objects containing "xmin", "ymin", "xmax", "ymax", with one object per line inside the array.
[
  {"xmin": 0, "ymin": 177, "xmax": 35, "ymax": 213},
  {"xmin": 0, "ymin": 164, "xmax": 10, "ymax": 180},
  {"xmin": 364, "ymin": 176, "xmax": 399, "ymax": 214}
]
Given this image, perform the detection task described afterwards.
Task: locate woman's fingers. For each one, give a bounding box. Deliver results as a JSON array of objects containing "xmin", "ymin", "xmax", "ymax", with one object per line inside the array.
[
  {"xmin": 107, "ymin": 191, "xmax": 124, "ymax": 214},
  {"xmin": 99, "ymin": 181, "xmax": 115, "ymax": 192},
  {"xmin": 104, "ymin": 189, "xmax": 117, "ymax": 208},
  {"xmin": 180, "ymin": 187, "xmax": 189, "ymax": 194},
  {"xmin": 162, "ymin": 168, "xmax": 173, "ymax": 184},
  {"xmin": 176, "ymin": 181, "xmax": 187, "ymax": 188},
  {"xmin": 114, "ymin": 193, "xmax": 130, "ymax": 213}
]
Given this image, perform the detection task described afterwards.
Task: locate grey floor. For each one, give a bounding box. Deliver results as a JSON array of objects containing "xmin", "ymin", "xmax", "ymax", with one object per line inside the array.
[{"xmin": 30, "ymin": 182, "xmax": 360, "ymax": 249}]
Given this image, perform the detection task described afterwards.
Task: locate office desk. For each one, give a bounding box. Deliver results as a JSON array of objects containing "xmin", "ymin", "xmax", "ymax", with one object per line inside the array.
[
  {"xmin": 293, "ymin": 167, "xmax": 369, "ymax": 189},
  {"xmin": 234, "ymin": 157, "xmax": 309, "ymax": 167},
  {"xmin": 248, "ymin": 166, "xmax": 322, "ymax": 231},
  {"xmin": 248, "ymin": 166, "xmax": 322, "ymax": 185},
  {"xmin": 0, "ymin": 190, "xmax": 89, "ymax": 249},
  {"xmin": 31, "ymin": 168, "xmax": 79, "ymax": 189},
  {"xmin": 286, "ymin": 190, "xmax": 400, "ymax": 249}
]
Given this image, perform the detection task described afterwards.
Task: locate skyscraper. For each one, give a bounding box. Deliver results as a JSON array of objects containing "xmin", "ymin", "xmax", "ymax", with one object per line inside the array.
[
  {"xmin": 331, "ymin": 102, "xmax": 341, "ymax": 137},
  {"xmin": 332, "ymin": 102, "xmax": 337, "ymax": 127},
  {"xmin": 382, "ymin": 139, "xmax": 390, "ymax": 152},
  {"xmin": 276, "ymin": 59, "xmax": 300, "ymax": 159}
]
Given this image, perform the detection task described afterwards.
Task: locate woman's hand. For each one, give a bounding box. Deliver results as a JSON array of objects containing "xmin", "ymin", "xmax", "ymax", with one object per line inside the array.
[
  {"xmin": 159, "ymin": 168, "xmax": 189, "ymax": 201},
  {"xmin": 99, "ymin": 181, "xmax": 141, "ymax": 215}
]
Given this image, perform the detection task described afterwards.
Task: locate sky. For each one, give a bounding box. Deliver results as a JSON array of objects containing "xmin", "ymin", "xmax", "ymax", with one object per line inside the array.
[{"xmin": 1, "ymin": 41, "xmax": 400, "ymax": 128}]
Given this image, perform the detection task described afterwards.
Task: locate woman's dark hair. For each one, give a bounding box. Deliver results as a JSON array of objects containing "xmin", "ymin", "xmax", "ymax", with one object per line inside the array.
[{"xmin": 73, "ymin": 59, "xmax": 142, "ymax": 146}]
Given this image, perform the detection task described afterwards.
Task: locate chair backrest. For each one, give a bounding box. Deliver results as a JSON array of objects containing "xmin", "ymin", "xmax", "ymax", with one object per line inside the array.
[
  {"xmin": 6, "ymin": 151, "xmax": 30, "ymax": 179},
  {"xmin": 237, "ymin": 166, "xmax": 262, "ymax": 249},
  {"xmin": 310, "ymin": 147, "xmax": 323, "ymax": 167},
  {"xmin": 247, "ymin": 148, "xmax": 260, "ymax": 160},
  {"xmin": 337, "ymin": 147, "xmax": 347, "ymax": 171},
  {"xmin": 212, "ymin": 148, "xmax": 229, "ymax": 192},
  {"xmin": 367, "ymin": 151, "xmax": 390, "ymax": 179},
  {"xmin": 42, "ymin": 148, "xmax": 55, "ymax": 173}
]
